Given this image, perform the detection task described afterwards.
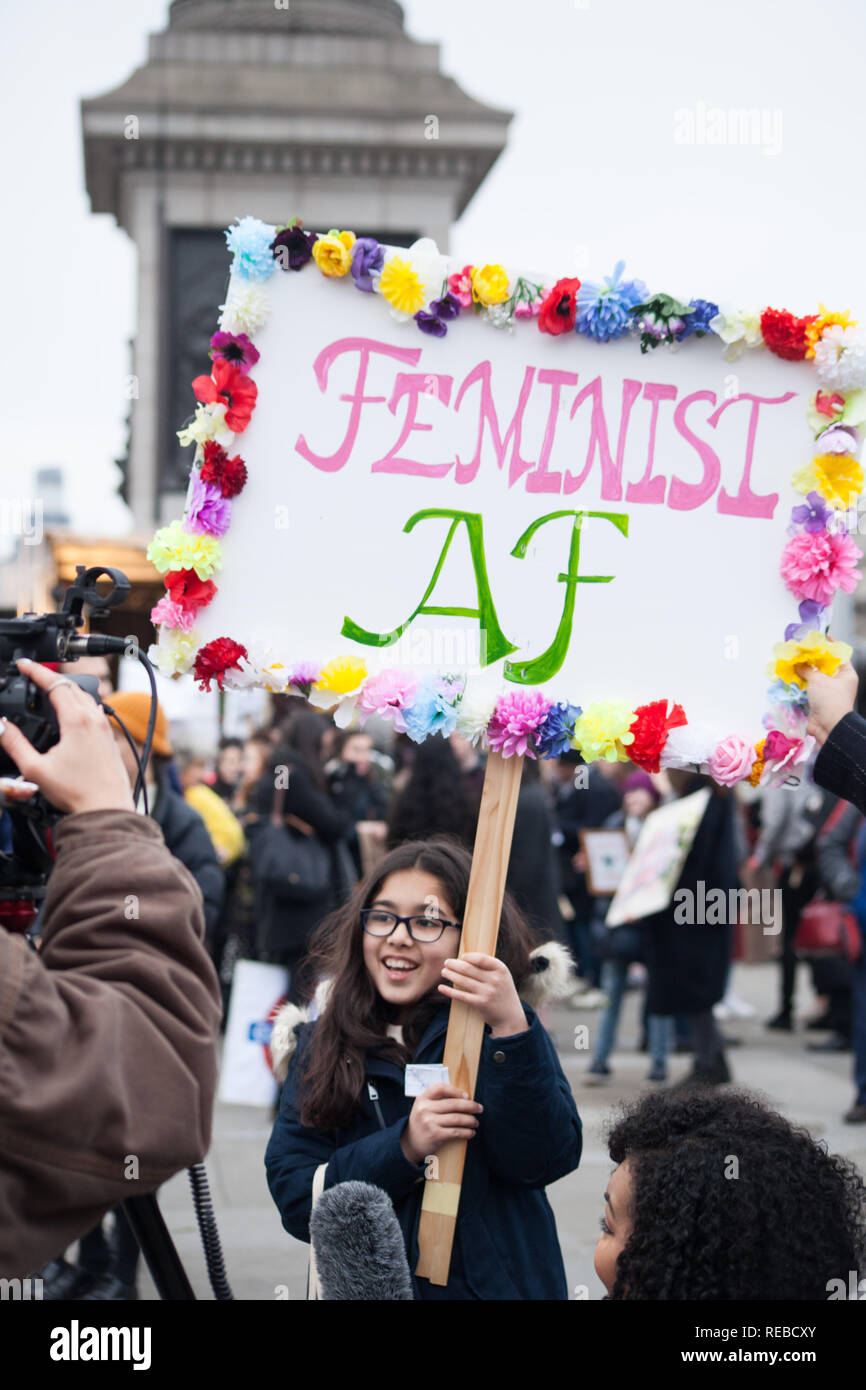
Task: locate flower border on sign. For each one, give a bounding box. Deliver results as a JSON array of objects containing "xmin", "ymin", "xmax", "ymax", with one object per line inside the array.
[{"xmin": 147, "ymin": 216, "xmax": 866, "ymax": 787}]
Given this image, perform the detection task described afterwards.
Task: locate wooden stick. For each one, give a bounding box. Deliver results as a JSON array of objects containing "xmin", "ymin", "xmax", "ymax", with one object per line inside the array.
[{"xmin": 414, "ymin": 748, "xmax": 524, "ymax": 1286}]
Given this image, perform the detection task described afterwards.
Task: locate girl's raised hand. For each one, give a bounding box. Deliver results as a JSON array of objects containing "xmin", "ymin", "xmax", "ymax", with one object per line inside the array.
[
  {"xmin": 439, "ymin": 953, "xmax": 528, "ymax": 1038},
  {"xmin": 400, "ymin": 1083, "xmax": 482, "ymax": 1165}
]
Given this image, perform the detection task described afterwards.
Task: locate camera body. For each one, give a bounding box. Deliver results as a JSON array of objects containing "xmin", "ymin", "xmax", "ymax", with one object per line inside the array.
[{"xmin": 0, "ymin": 565, "xmax": 131, "ymax": 918}]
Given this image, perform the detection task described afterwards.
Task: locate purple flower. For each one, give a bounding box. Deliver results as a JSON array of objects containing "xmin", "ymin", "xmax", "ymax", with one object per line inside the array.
[
  {"xmin": 429, "ymin": 293, "xmax": 461, "ymax": 321},
  {"xmin": 815, "ymin": 423, "xmax": 863, "ymax": 455},
  {"xmin": 184, "ymin": 475, "xmax": 232, "ymax": 537},
  {"xmin": 414, "ymin": 310, "xmax": 448, "ymax": 337},
  {"xmin": 536, "ymin": 702, "xmax": 583, "ymax": 759},
  {"xmin": 350, "ymin": 237, "xmax": 384, "ymax": 292},
  {"xmin": 784, "ymin": 599, "xmax": 825, "ymax": 641},
  {"xmin": 288, "ymin": 661, "xmax": 321, "ymax": 695},
  {"xmin": 791, "ymin": 491, "xmax": 832, "ymax": 534},
  {"xmin": 210, "ymin": 331, "xmax": 260, "ymax": 375},
  {"xmin": 271, "ymin": 223, "xmax": 317, "ymax": 271}
]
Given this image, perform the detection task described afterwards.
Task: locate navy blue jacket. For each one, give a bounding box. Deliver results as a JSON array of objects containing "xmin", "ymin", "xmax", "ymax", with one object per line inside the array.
[{"xmin": 265, "ymin": 1003, "xmax": 582, "ymax": 1300}]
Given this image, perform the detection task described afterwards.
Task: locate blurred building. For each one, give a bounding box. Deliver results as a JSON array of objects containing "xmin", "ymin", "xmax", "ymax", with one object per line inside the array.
[{"xmin": 81, "ymin": 0, "xmax": 512, "ymax": 533}]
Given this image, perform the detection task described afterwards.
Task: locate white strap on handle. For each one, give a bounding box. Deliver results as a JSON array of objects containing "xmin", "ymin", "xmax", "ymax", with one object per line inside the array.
[{"xmin": 307, "ymin": 1162, "xmax": 328, "ymax": 1301}]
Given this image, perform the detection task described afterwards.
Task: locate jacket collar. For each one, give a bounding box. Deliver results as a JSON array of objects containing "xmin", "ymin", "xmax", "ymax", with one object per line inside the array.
[{"xmin": 364, "ymin": 1004, "xmax": 450, "ymax": 1081}]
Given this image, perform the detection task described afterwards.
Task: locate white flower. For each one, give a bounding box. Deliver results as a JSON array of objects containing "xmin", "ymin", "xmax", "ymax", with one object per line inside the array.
[
  {"xmin": 177, "ymin": 402, "xmax": 235, "ymax": 450},
  {"xmin": 660, "ymin": 723, "xmax": 721, "ymax": 772},
  {"xmin": 708, "ymin": 306, "xmax": 763, "ymax": 361},
  {"xmin": 308, "ymin": 687, "xmax": 361, "ymax": 728},
  {"xmin": 814, "ymin": 325, "xmax": 866, "ymax": 392},
  {"xmin": 148, "ymin": 629, "xmax": 199, "ymax": 677},
  {"xmin": 455, "ymin": 677, "xmax": 501, "ymax": 748},
  {"xmin": 219, "ymin": 282, "xmax": 271, "ymax": 336},
  {"xmin": 484, "ymin": 303, "xmax": 515, "ymax": 332}
]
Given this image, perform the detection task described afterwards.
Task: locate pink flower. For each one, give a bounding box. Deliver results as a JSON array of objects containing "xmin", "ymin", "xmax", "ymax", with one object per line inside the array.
[
  {"xmin": 514, "ymin": 291, "xmax": 546, "ymax": 319},
  {"xmin": 780, "ymin": 529, "xmax": 862, "ymax": 606},
  {"xmin": 708, "ymin": 735, "xmax": 756, "ymax": 785},
  {"xmin": 150, "ymin": 596, "xmax": 196, "ymax": 633},
  {"xmin": 761, "ymin": 731, "xmax": 816, "ymax": 787},
  {"xmin": 487, "ymin": 692, "xmax": 553, "ymax": 759},
  {"xmin": 447, "ymin": 265, "xmax": 474, "ymax": 310},
  {"xmin": 356, "ymin": 669, "xmax": 419, "ymax": 733},
  {"xmin": 763, "ymin": 731, "xmax": 799, "ymax": 762}
]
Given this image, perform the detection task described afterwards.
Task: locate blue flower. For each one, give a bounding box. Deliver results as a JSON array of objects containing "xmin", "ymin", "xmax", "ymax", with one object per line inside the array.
[
  {"xmin": 536, "ymin": 701, "xmax": 582, "ymax": 759},
  {"xmin": 681, "ymin": 298, "xmax": 720, "ymax": 339},
  {"xmin": 403, "ymin": 677, "xmax": 463, "ymax": 743},
  {"xmin": 575, "ymin": 262, "xmax": 649, "ymax": 342},
  {"xmin": 766, "ymin": 679, "xmax": 809, "ymax": 710},
  {"xmin": 225, "ymin": 217, "xmax": 277, "ymax": 282}
]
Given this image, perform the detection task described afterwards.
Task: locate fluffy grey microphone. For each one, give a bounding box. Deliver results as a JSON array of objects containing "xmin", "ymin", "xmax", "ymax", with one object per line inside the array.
[{"xmin": 309, "ymin": 1182, "xmax": 415, "ymax": 1300}]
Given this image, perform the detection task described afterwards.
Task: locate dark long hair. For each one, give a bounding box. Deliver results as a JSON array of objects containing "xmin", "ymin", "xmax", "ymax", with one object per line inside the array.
[
  {"xmin": 386, "ymin": 736, "xmax": 477, "ymax": 849},
  {"xmin": 605, "ymin": 1089, "xmax": 866, "ymax": 1299},
  {"xmin": 295, "ymin": 837, "xmax": 538, "ymax": 1130}
]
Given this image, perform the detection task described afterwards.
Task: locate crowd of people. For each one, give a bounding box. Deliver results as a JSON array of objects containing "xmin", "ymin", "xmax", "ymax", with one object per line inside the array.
[{"xmin": 4, "ymin": 654, "xmax": 866, "ymax": 1301}]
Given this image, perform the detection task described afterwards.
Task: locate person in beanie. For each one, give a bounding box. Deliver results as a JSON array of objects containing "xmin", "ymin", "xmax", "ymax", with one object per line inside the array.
[{"xmin": 106, "ymin": 692, "xmax": 224, "ymax": 938}]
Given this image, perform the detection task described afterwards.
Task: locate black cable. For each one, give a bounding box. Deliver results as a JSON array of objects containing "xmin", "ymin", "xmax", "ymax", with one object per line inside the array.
[
  {"xmin": 134, "ymin": 649, "xmax": 158, "ymax": 805},
  {"xmin": 188, "ymin": 1164, "xmax": 233, "ymax": 1300},
  {"xmin": 100, "ymin": 706, "xmax": 149, "ymax": 818}
]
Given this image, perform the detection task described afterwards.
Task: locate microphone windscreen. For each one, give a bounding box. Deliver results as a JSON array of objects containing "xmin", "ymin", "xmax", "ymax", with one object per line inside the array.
[{"xmin": 310, "ymin": 1181, "xmax": 415, "ymax": 1300}]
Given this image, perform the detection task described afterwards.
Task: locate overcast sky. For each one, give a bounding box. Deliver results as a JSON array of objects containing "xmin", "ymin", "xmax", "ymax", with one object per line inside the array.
[{"xmin": 3, "ymin": 0, "xmax": 865, "ymax": 538}]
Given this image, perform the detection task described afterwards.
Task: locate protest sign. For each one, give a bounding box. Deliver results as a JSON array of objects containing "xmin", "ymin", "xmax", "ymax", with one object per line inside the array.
[{"xmin": 148, "ymin": 219, "xmax": 862, "ymax": 783}]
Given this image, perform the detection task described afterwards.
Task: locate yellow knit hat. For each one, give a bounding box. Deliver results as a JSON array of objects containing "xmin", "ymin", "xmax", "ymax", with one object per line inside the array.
[{"xmin": 108, "ymin": 691, "xmax": 172, "ymax": 757}]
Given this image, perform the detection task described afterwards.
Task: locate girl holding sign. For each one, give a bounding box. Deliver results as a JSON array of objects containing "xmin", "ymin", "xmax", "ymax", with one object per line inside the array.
[{"xmin": 265, "ymin": 837, "xmax": 582, "ymax": 1299}]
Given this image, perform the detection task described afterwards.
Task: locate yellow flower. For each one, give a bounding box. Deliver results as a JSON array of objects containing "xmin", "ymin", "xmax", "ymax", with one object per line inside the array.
[
  {"xmin": 812, "ymin": 452, "xmax": 864, "ymax": 509},
  {"xmin": 769, "ymin": 630, "xmax": 853, "ymax": 689},
  {"xmin": 805, "ymin": 304, "xmax": 859, "ymax": 358},
  {"xmin": 748, "ymin": 739, "xmax": 766, "ymax": 787},
  {"xmin": 377, "ymin": 255, "xmax": 426, "ymax": 315},
  {"xmin": 148, "ymin": 629, "xmax": 199, "ymax": 678},
  {"xmin": 572, "ymin": 701, "xmax": 636, "ymax": 763},
  {"xmin": 471, "ymin": 263, "xmax": 510, "ymax": 307},
  {"xmin": 312, "ymin": 229, "xmax": 356, "ymax": 278},
  {"xmin": 147, "ymin": 520, "xmax": 222, "ymax": 581},
  {"xmin": 313, "ymin": 655, "xmax": 368, "ymax": 696},
  {"xmin": 177, "ymin": 402, "xmax": 234, "ymax": 450}
]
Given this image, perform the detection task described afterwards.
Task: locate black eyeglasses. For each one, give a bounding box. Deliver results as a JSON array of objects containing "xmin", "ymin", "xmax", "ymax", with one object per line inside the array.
[{"xmin": 360, "ymin": 909, "xmax": 462, "ymax": 944}]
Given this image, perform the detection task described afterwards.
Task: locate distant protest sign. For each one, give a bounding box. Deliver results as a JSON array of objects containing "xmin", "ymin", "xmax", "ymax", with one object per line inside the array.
[{"xmin": 147, "ymin": 218, "xmax": 865, "ymax": 785}]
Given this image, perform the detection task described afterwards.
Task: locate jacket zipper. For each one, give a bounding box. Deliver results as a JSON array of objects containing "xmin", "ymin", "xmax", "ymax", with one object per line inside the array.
[{"xmin": 366, "ymin": 1082, "xmax": 387, "ymax": 1131}]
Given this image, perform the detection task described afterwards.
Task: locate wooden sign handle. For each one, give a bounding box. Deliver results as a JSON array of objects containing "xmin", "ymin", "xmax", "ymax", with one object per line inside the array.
[{"xmin": 414, "ymin": 748, "xmax": 524, "ymax": 1287}]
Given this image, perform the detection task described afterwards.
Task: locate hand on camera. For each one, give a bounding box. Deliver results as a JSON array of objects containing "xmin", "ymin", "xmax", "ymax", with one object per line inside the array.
[{"xmin": 0, "ymin": 659, "xmax": 135, "ymax": 814}]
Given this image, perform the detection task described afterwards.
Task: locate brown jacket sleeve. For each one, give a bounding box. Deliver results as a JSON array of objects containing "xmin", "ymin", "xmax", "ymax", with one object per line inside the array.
[{"xmin": 0, "ymin": 810, "xmax": 222, "ymax": 1277}]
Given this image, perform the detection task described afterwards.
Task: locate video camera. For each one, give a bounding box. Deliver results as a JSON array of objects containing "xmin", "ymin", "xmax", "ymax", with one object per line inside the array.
[{"xmin": 0, "ymin": 564, "xmax": 156, "ymax": 929}]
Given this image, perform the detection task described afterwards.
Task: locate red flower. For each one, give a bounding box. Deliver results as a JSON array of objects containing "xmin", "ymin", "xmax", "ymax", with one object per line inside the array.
[
  {"xmin": 191, "ymin": 358, "xmax": 258, "ymax": 432},
  {"xmin": 815, "ymin": 390, "xmax": 846, "ymax": 418},
  {"xmin": 538, "ymin": 277, "xmax": 582, "ymax": 336},
  {"xmin": 628, "ymin": 700, "xmax": 688, "ymax": 773},
  {"xmin": 759, "ymin": 307, "xmax": 817, "ymax": 361},
  {"xmin": 193, "ymin": 637, "xmax": 248, "ymax": 692},
  {"xmin": 201, "ymin": 440, "xmax": 248, "ymax": 498},
  {"xmin": 164, "ymin": 568, "xmax": 217, "ymax": 615}
]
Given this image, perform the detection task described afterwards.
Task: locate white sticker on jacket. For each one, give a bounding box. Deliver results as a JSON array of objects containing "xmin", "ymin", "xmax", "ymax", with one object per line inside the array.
[{"xmin": 404, "ymin": 1064, "xmax": 450, "ymax": 1096}]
